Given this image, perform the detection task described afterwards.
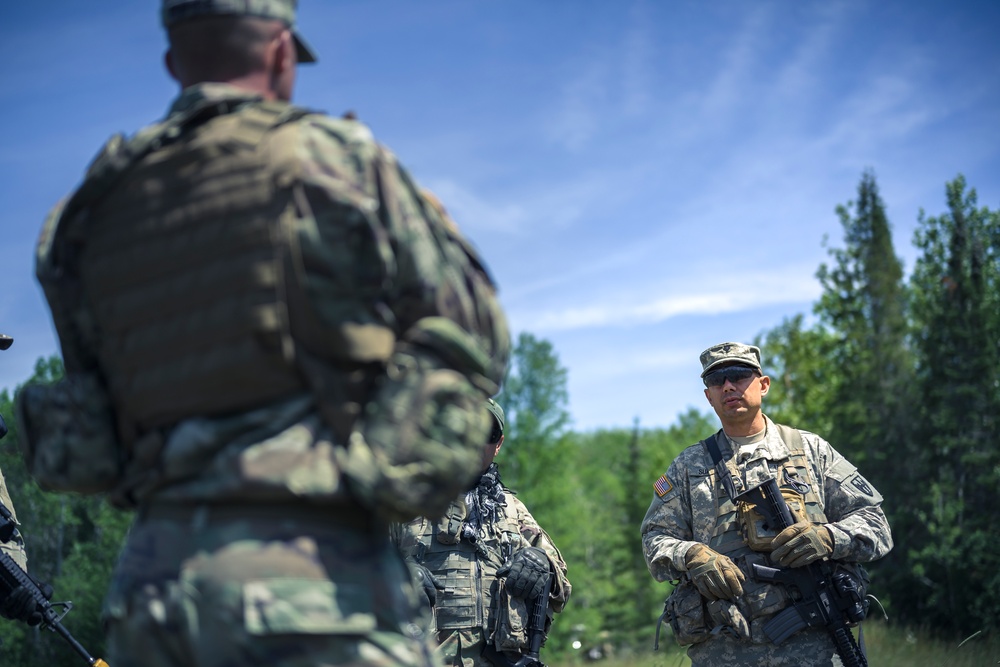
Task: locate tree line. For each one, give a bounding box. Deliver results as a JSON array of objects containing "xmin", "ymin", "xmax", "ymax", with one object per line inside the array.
[{"xmin": 0, "ymin": 171, "xmax": 996, "ymax": 664}]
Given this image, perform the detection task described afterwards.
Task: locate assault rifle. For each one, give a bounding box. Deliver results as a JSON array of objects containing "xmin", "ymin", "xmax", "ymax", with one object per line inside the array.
[
  {"xmin": 737, "ymin": 478, "xmax": 869, "ymax": 667},
  {"xmin": 0, "ymin": 503, "xmax": 109, "ymax": 666},
  {"xmin": 482, "ymin": 575, "xmax": 552, "ymax": 667}
]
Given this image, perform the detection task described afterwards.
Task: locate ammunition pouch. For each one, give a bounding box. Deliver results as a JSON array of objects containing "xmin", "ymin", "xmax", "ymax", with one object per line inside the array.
[
  {"xmin": 336, "ymin": 325, "xmax": 492, "ymax": 522},
  {"xmin": 489, "ymin": 575, "xmax": 533, "ymax": 653},
  {"xmin": 736, "ymin": 487, "xmax": 809, "ymax": 552},
  {"xmin": 16, "ymin": 373, "xmax": 124, "ymax": 494},
  {"xmin": 435, "ymin": 502, "xmax": 465, "ymax": 545},
  {"xmin": 657, "ymin": 581, "xmax": 711, "ymax": 647}
]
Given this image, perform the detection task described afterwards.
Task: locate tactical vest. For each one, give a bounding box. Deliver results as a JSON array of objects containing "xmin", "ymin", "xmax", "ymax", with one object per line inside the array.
[
  {"xmin": 703, "ymin": 426, "xmax": 828, "ymax": 624},
  {"xmin": 406, "ymin": 496, "xmax": 522, "ymax": 631},
  {"xmin": 49, "ymin": 98, "xmax": 395, "ymax": 445}
]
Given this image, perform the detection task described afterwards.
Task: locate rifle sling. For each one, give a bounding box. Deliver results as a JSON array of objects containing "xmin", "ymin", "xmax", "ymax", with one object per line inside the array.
[{"xmin": 704, "ymin": 433, "xmax": 740, "ymax": 502}]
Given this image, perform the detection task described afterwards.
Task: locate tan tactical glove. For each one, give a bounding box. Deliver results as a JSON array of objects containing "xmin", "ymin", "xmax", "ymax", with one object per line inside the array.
[
  {"xmin": 770, "ymin": 522, "xmax": 834, "ymax": 568},
  {"xmin": 684, "ymin": 543, "xmax": 745, "ymax": 601}
]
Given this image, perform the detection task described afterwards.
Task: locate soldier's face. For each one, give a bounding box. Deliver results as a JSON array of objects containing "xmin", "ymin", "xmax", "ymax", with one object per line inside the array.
[
  {"xmin": 481, "ymin": 435, "xmax": 503, "ymax": 470},
  {"xmin": 703, "ymin": 365, "xmax": 769, "ymax": 425}
]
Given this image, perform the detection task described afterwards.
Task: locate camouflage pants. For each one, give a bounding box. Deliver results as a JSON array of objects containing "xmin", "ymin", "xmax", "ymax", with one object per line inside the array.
[
  {"xmin": 686, "ymin": 627, "xmax": 847, "ymax": 667},
  {"xmin": 103, "ymin": 503, "xmax": 441, "ymax": 667},
  {"xmin": 434, "ymin": 628, "xmax": 490, "ymax": 667}
]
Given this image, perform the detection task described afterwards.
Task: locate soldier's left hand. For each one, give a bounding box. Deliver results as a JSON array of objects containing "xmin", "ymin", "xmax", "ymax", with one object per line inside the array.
[
  {"xmin": 0, "ymin": 578, "xmax": 52, "ymax": 627},
  {"xmin": 771, "ymin": 522, "xmax": 834, "ymax": 568},
  {"xmin": 498, "ymin": 547, "xmax": 551, "ymax": 600}
]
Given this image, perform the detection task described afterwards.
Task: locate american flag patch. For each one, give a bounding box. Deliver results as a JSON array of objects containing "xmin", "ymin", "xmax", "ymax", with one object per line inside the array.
[{"xmin": 654, "ymin": 474, "xmax": 673, "ymax": 497}]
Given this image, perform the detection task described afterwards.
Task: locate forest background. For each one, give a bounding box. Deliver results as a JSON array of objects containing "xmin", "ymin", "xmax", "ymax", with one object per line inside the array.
[{"xmin": 0, "ymin": 170, "xmax": 997, "ymax": 665}]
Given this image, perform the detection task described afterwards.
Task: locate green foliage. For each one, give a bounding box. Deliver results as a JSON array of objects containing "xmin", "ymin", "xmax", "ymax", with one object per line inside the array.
[
  {"xmin": 494, "ymin": 334, "xmax": 715, "ymax": 657},
  {"xmin": 548, "ymin": 619, "xmax": 1000, "ymax": 667},
  {"xmin": 497, "ymin": 332, "xmax": 572, "ymax": 495},
  {"xmin": 762, "ymin": 172, "xmax": 1000, "ymax": 640},
  {"xmin": 0, "ymin": 356, "xmax": 127, "ymax": 666},
  {"xmin": 903, "ymin": 175, "xmax": 1000, "ymax": 634},
  {"xmin": 814, "ymin": 169, "xmax": 912, "ymax": 472},
  {"xmin": 0, "ymin": 172, "xmax": 997, "ymax": 662},
  {"xmin": 754, "ymin": 314, "xmax": 836, "ymax": 436}
]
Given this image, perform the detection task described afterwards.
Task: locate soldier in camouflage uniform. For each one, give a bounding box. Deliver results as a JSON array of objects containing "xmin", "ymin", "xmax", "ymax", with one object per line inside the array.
[
  {"xmin": 0, "ymin": 435, "xmax": 33, "ymax": 621},
  {"xmin": 0, "ymin": 336, "xmax": 44, "ymax": 627},
  {"xmin": 393, "ymin": 399, "xmax": 571, "ymax": 667},
  {"xmin": 641, "ymin": 342, "xmax": 892, "ymax": 667},
  {"xmin": 0, "ymin": 466, "xmax": 50, "ymax": 630},
  {"xmin": 18, "ymin": 2, "xmax": 509, "ymax": 666}
]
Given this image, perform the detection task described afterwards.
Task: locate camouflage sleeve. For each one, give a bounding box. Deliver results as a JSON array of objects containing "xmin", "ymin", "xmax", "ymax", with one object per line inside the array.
[
  {"xmin": 390, "ymin": 516, "xmax": 428, "ymax": 559},
  {"xmin": 36, "ymin": 133, "xmax": 130, "ymax": 375},
  {"xmin": 35, "ymin": 198, "xmax": 97, "ymax": 374},
  {"xmin": 508, "ymin": 494, "xmax": 571, "ymax": 612},
  {"xmin": 287, "ymin": 117, "xmax": 510, "ymax": 521},
  {"xmin": 640, "ymin": 451, "xmax": 701, "ymax": 583},
  {"xmin": 0, "ymin": 471, "xmax": 27, "ymax": 571},
  {"xmin": 804, "ymin": 432, "xmax": 893, "ymax": 563}
]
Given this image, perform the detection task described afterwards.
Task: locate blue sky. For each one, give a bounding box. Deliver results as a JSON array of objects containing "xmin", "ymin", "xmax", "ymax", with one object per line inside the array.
[{"xmin": 1, "ymin": 1, "xmax": 998, "ymax": 432}]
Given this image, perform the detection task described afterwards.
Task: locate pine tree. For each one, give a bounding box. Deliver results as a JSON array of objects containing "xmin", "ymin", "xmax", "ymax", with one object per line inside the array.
[
  {"xmin": 814, "ymin": 169, "xmax": 911, "ymax": 472},
  {"xmin": 906, "ymin": 175, "xmax": 1000, "ymax": 634}
]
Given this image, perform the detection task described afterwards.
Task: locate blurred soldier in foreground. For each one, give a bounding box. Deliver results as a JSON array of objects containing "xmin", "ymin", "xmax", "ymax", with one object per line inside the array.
[
  {"xmin": 394, "ymin": 399, "xmax": 571, "ymax": 667},
  {"xmin": 641, "ymin": 343, "xmax": 892, "ymax": 667},
  {"xmin": 0, "ymin": 334, "xmax": 42, "ymax": 627},
  {"xmin": 17, "ymin": 1, "xmax": 508, "ymax": 665}
]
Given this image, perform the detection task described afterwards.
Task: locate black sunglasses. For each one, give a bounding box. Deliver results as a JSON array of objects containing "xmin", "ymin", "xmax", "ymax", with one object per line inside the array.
[{"xmin": 703, "ymin": 366, "xmax": 759, "ymax": 388}]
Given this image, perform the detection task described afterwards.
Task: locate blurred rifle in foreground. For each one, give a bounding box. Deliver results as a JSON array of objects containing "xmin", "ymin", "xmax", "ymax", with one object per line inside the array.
[
  {"xmin": 0, "ymin": 502, "xmax": 109, "ymax": 666},
  {"xmin": 0, "ymin": 334, "xmax": 109, "ymax": 666}
]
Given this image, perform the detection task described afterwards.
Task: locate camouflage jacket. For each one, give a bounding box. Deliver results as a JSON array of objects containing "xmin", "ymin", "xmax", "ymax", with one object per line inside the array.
[
  {"xmin": 393, "ymin": 475, "xmax": 571, "ymax": 633},
  {"xmin": 0, "ymin": 470, "xmax": 26, "ymax": 570},
  {"xmin": 32, "ymin": 83, "xmax": 509, "ymax": 516},
  {"xmin": 642, "ymin": 415, "xmax": 893, "ymax": 583}
]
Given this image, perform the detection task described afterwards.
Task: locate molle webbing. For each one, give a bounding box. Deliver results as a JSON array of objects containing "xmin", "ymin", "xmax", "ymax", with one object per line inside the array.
[
  {"xmin": 704, "ymin": 427, "xmax": 827, "ymax": 554},
  {"xmin": 78, "ymin": 102, "xmax": 312, "ymax": 433},
  {"xmin": 413, "ymin": 505, "xmax": 520, "ymax": 631}
]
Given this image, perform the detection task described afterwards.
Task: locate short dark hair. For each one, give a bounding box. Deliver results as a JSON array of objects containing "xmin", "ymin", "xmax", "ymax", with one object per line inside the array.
[{"xmin": 168, "ymin": 15, "xmax": 284, "ymax": 84}]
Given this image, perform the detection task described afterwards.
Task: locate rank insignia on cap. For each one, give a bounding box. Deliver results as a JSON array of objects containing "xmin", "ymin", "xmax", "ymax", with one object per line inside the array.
[{"xmin": 654, "ymin": 474, "xmax": 673, "ymax": 497}]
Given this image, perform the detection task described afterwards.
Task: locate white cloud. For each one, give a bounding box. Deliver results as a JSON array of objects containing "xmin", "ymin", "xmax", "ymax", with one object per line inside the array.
[{"xmin": 513, "ymin": 268, "xmax": 822, "ymax": 333}]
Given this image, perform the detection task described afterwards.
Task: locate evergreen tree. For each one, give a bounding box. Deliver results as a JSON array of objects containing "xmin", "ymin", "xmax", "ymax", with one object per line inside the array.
[
  {"xmin": 0, "ymin": 356, "xmax": 127, "ymax": 667},
  {"xmin": 907, "ymin": 175, "xmax": 1000, "ymax": 634},
  {"xmin": 814, "ymin": 169, "xmax": 911, "ymax": 472},
  {"xmin": 754, "ymin": 314, "xmax": 837, "ymax": 436},
  {"xmin": 760, "ymin": 171, "xmax": 915, "ymax": 628}
]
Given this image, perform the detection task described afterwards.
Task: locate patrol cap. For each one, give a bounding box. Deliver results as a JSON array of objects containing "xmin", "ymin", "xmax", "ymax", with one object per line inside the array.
[
  {"xmin": 699, "ymin": 342, "xmax": 762, "ymax": 377},
  {"xmin": 161, "ymin": 0, "xmax": 318, "ymax": 63},
  {"xmin": 486, "ymin": 398, "xmax": 505, "ymax": 435}
]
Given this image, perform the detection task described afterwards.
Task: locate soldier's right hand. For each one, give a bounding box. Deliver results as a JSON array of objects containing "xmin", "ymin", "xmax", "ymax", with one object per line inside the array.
[
  {"xmin": 498, "ymin": 547, "xmax": 551, "ymax": 600},
  {"xmin": 684, "ymin": 543, "xmax": 745, "ymax": 601}
]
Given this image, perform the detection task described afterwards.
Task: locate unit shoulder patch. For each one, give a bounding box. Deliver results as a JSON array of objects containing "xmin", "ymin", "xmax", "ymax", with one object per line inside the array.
[
  {"xmin": 849, "ymin": 474, "xmax": 874, "ymax": 497},
  {"xmin": 654, "ymin": 473, "xmax": 674, "ymax": 498}
]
